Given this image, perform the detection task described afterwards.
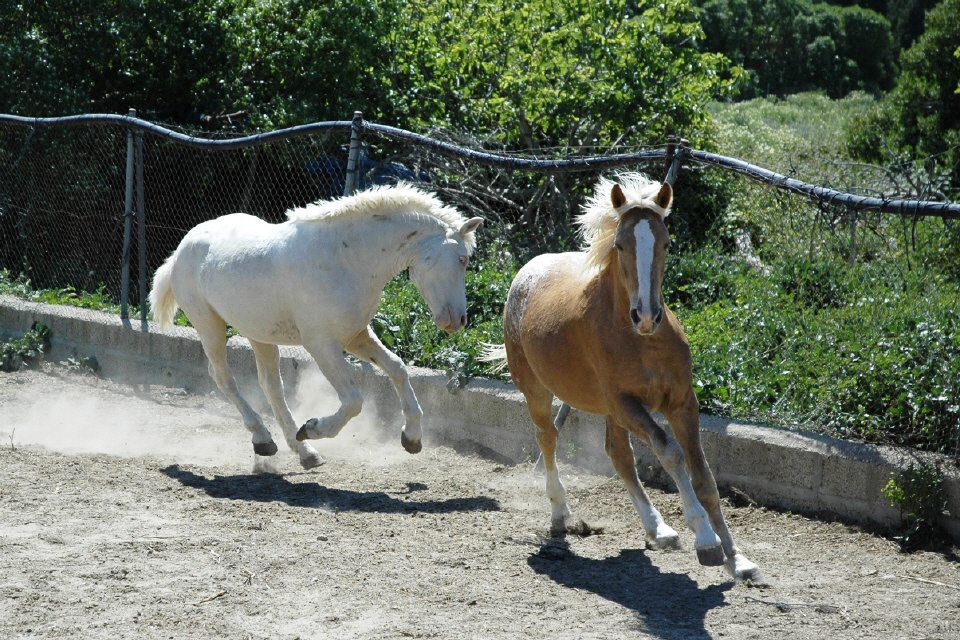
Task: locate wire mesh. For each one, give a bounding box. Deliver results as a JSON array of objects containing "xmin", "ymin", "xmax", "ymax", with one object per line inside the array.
[
  {"xmin": 1, "ymin": 113, "xmax": 959, "ymax": 326},
  {"xmin": 0, "ymin": 121, "xmax": 128, "ymax": 300}
]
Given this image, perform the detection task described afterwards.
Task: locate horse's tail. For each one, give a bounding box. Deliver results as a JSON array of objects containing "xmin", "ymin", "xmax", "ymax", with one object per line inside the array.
[
  {"xmin": 478, "ymin": 343, "xmax": 509, "ymax": 374},
  {"xmin": 149, "ymin": 253, "xmax": 179, "ymax": 331}
]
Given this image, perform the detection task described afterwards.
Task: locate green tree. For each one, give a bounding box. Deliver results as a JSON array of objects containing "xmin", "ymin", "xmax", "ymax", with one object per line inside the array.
[
  {"xmin": 846, "ymin": 0, "xmax": 960, "ymax": 192},
  {"xmin": 0, "ymin": 0, "xmax": 235, "ymax": 121},
  {"xmin": 386, "ymin": 0, "xmax": 738, "ymax": 151},
  {"xmin": 216, "ymin": 0, "xmax": 402, "ymax": 129},
  {"xmin": 696, "ymin": 0, "xmax": 894, "ymax": 98}
]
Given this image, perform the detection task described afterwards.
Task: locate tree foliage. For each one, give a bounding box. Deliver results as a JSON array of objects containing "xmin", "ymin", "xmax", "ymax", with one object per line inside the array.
[
  {"xmin": 1, "ymin": 0, "xmax": 737, "ymax": 147},
  {"xmin": 846, "ymin": 0, "xmax": 960, "ymax": 193},
  {"xmin": 695, "ymin": 0, "xmax": 896, "ymax": 98},
  {"xmin": 386, "ymin": 0, "xmax": 738, "ymax": 151},
  {"xmin": 0, "ymin": 0, "xmax": 235, "ymax": 121}
]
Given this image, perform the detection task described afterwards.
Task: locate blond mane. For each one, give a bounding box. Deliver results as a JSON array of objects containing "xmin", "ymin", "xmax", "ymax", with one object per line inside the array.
[
  {"xmin": 576, "ymin": 173, "xmax": 671, "ymax": 270},
  {"xmin": 286, "ymin": 182, "xmax": 477, "ymax": 251}
]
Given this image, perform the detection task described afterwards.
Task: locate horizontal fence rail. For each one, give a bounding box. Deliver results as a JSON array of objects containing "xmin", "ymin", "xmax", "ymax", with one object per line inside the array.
[
  {"xmin": 5, "ymin": 112, "xmax": 960, "ymax": 216},
  {"xmin": 2, "ymin": 111, "xmax": 960, "ymax": 332}
]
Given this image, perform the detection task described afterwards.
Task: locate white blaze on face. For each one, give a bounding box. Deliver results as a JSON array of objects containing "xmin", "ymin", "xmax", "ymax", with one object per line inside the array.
[{"xmin": 634, "ymin": 219, "xmax": 655, "ymax": 317}]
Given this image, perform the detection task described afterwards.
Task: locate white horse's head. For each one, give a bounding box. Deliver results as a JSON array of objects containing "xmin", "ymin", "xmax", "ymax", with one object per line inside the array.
[{"xmin": 409, "ymin": 217, "xmax": 484, "ymax": 333}]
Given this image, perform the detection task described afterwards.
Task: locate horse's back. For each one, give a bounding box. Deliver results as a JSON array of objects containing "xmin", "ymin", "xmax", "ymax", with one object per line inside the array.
[
  {"xmin": 505, "ymin": 252, "xmax": 590, "ymax": 335},
  {"xmin": 168, "ymin": 213, "xmax": 308, "ymax": 341}
]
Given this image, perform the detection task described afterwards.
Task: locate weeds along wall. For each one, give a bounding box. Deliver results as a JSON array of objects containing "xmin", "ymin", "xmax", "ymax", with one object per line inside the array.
[{"xmin": 1, "ymin": 111, "xmax": 959, "ymax": 331}]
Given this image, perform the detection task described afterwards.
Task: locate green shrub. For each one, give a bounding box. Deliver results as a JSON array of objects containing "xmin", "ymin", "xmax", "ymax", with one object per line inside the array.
[
  {"xmin": 1, "ymin": 322, "xmax": 51, "ymax": 372},
  {"xmin": 882, "ymin": 461, "xmax": 946, "ymax": 550},
  {"xmin": 372, "ymin": 237, "xmax": 517, "ymax": 387}
]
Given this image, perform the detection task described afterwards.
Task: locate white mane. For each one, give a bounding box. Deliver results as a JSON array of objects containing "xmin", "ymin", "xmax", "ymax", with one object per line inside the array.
[
  {"xmin": 576, "ymin": 173, "xmax": 671, "ymax": 270},
  {"xmin": 286, "ymin": 182, "xmax": 477, "ymax": 251}
]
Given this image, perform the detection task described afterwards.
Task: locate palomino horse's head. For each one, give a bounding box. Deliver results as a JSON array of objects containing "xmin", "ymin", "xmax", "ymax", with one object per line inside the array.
[
  {"xmin": 610, "ymin": 180, "xmax": 673, "ymax": 335},
  {"xmin": 409, "ymin": 216, "xmax": 484, "ymax": 333}
]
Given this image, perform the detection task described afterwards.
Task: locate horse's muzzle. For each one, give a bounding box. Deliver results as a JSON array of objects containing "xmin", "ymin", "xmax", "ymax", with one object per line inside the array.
[
  {"xmin": 436, "ymin": 306, "xmax": 468, "ymax": 334},
  {"xmin": 631, "ymin": 306, "xmax": 663, "ymax": 335}
]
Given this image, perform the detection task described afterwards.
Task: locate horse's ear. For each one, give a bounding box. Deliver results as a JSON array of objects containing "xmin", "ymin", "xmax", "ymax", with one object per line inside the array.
[
  {"xmin": 611, "ymin": 184, "xmax": 627, "ymax": 210},
  {"xmin": 655, "ymin": 182, "xmax": 673, "ymax": 212},
  {"xmin": 459, "ymin": 217, "xmax": 484, "ymax": 236}
]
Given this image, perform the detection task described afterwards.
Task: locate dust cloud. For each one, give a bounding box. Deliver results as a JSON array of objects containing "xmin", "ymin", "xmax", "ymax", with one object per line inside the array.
[{"xmin": 0, "ymin": 365, "xmax": 416, "ymax": 471}]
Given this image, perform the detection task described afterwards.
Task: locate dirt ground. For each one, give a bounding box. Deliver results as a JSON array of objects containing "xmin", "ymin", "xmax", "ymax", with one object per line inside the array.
[{"xmin": 1, "ymin": 365, "xmax": 959, "ymax": 640}]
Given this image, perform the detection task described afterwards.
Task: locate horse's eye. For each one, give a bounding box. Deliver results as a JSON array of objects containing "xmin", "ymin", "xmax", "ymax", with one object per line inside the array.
[{"xmin": 459, "ymin": 255, "xmax": 468, "ymax": 267}]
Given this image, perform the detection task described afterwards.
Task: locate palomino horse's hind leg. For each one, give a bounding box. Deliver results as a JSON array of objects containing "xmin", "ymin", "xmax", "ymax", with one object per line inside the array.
[
  {"xmin": 295, "ymin": 338, "xmax": 363, "ymax": 442},
  {"xmin": 604, "ymin": 418, "xmax": 680, "ymax": 550},
  {"xmin": 614, "ymin": 395, "xmax": 724, "ymax": 567},
  {"xmin": 248, "ymin": 340, "xmax": 324, "ymax": 470},
  {"xmin": 533, "ymin": 403, "xmax": 571, "ymax": 474},
  {"xmin": 346, "ymin": 327, "xmax": 424, "ymax": 454},
  {"xmin": 663, "ymin": 398, "xmax": 764, "ymax": 583},
  {"xmin": 193, "ymin": 317, "xmax": 278, "ymax": 457},
  {"xmin": 524, "ymin": 392, "xmax": 589, "ymax": 536}
]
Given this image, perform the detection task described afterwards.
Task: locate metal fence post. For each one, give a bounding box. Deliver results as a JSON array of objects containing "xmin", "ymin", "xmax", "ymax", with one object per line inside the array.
[
  {"xmin": 135, "ymin": 123, "xmax": 147, "ymax": 331},
  {"xmin": 848, "ymin": 209, "xmax": 857, "ymax": 267},
  {"xmin": 664, "ymin": 136, "xmax": 689, "ymax": 187},
  {"xmin": 119, "ymin": 108, "xmax": 136, "ymax": 329},
  {"xmin": 343, "ymin": 111, "xmax": 364, "ymax": 196}
]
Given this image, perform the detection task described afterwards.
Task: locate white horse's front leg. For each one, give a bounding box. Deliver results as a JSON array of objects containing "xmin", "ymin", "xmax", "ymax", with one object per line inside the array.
[
  {"xmin": 295, "ymin": 340, "xmax": 363, "ymax": 442},
  {"xmin": 347, "ymin": 327, "xmax": 424, "ymax": 454}
]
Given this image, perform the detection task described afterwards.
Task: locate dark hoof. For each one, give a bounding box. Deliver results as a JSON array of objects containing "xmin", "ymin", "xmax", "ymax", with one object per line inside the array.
[
  {"xmin": 300, "ymin": 452, "xmax": 325, "ymax": 470},
  {"xmin": 550, "ymin": 518, "xmax": 599, "ymax": 538},
  {"xmin": 253, "ymin": 440, "xmax": 279, "ymax": 457},
  {"xmin": 401, "ymin": 431, "xmax": 422, "ymax": 454},
  {"xmin": 296, "ymin": 426, "xmax": 309, "ymax": 442},
  {"xmin": 696, "ymin": 545, "xmax": 726, "ymax": 567}
]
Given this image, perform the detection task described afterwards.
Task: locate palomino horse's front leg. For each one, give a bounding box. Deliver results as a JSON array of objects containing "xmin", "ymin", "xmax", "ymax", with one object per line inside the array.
[
  {"xmin": 604, "ymin": 418, "xmax": 680, "ymax": 550},
  {"xmin": 615, "ymin": 394, "xmax": 724, "ymax": 567},
  {"xmin": 346, "ymin": 327, "xmax": 424, "ymax": 454},
  {"xmin": 663, "ymin": 397, "xmax": 764, "ymax": 583},
  {"xmin": 295, "ymin": 339, "xmax": 364, "ymax": 442}
]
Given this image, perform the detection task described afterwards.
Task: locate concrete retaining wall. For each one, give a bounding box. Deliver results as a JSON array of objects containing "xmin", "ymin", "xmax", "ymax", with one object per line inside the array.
[{"xmin": 2, "ymin": 294, "xmax": 958, "ymax": 542}]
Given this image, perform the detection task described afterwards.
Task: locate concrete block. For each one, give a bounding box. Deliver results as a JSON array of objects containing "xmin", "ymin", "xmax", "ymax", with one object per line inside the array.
[{"xmin": 2, "ymin": 294, "xmax": 959, "ymax": 543}]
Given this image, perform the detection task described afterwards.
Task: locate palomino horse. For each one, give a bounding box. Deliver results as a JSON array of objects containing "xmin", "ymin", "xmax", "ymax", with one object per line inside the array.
[
  {"xmin": 150, "ymin": 183, "xmax": 483, "ymax": 468},
  {"xmin": 486, "ymin": 173, "xmax": 762, "ymax": 582}
]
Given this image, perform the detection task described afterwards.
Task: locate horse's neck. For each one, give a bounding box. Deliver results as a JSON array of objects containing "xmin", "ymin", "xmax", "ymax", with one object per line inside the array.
[
  {"xmin": 321, "ymin": 215, "xmax": 434, "ymax": 280},
  {"xmin": 597, "ymin": 262, "xmax": 633, "ymax": 323}
]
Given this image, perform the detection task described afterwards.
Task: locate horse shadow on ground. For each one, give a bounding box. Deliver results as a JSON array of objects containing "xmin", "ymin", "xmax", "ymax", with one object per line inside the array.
[
  {"xmin": 160, "ymin": 465, "xmax": 500, "ymax": 515},
  {"xmin": 528, "ymin": 540, "xmax": 731, "ymax": 640}
]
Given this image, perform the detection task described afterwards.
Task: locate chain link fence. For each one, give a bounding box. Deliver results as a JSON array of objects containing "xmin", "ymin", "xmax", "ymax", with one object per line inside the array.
[{"xmin": 2, "ymin": 112, "xmax": 959, "ymax": 330}]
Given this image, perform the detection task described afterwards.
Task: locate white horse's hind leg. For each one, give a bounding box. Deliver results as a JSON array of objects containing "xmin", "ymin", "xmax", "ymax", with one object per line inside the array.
[
  {"xmin": 194, "ymin": 318, "xmax": 278, "ymax": 457},
  {"xmin": 249, "ymin": 340, "xmax": 324, "ymax": 470},
  {"xmin": 604, "ymin": 419, "xmax": 680, "ymax": 550},
  {"xmin": 346, "ymin": 327, "xmax": 424, "ymax": 454},
  {"xmin": 295, "ymin": 339, "xmax": 363, "ymax": 442}
]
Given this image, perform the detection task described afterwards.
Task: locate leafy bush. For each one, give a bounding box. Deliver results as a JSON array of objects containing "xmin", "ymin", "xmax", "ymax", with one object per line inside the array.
[
  {"xmin": 845, "ymin": 0, "xmax": 960, "ymax": 193},
  {"xmin": 1, "ymin": 322, "xmax": 51, "ymax": 372},
  {"xmin": 882, "ymin": 461, "xmax": 947, "ymax": 549},
  {"xmin": 0, "ymin": 270, "xmax": 122, "ymax": 314},
  {"xmin": 695, "ymin": 0, "xmax": 895, "ymax": 98},
  {"xmin": 676, "ymin": 255, "xmax": 960, "ymax": 454},
  {"xmin": 390, "ymin": 0, "xmax": 737, "ymax": 150}
]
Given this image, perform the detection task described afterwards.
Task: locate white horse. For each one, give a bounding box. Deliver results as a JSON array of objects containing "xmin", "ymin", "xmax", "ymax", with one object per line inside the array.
[{"xmin": 149, "ymin": 183, "xmax": 483, "ymax": 469}]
